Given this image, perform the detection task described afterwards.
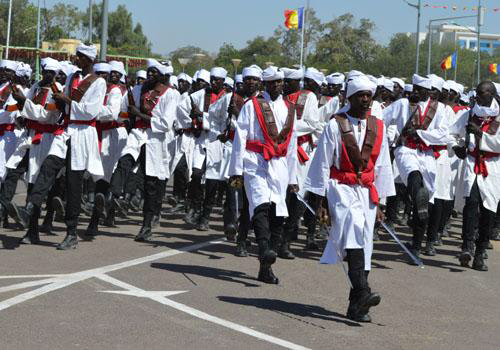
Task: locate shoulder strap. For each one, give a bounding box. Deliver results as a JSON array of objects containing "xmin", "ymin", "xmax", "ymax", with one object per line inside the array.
[
  {"xmin": 32, "ymin": 87, "xmax": 50, "ymax": 106},
  {"xmin": 421, "ymin": 100, "xmax": 438, "ymax": 130},
  {"xmin": 295, "ymin": 90, "xmax": 310, "ymax": 119},
  {"xmin": 486, "ymin": 115, "xmax": 500, "ymax": 135},
  {"xmin": 361, "ymin": 116, "xmax": 379, "ymax": 169},
  {"xmin": 71, "ymin": 74, "xmax": 99, "ymax": 102},
  {"xmin": 335, "ymin": 113, "xmax": 363, "ymax": 173},
  {"xmin": 0, "ymin": 84, "xmax": 12, "ymax": 107},
  {"xmin": 256, "ymin": 96, "xmax": 279, "ymax": 140},
  {"xmin": 140, "ymin": 84, "xmax": 169, "ymax": 115}
]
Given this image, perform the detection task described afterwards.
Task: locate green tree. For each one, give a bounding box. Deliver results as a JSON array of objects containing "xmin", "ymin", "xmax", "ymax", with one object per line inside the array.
[
  {"xmin": 213, "ymin": 43, "xmax": 241, "ymax": 74},
  {"xmin": 0, "ymin": 0, "xmax": 38, "ymax": 47},
  {"xmin": 168, "ymin": 46, "xmax": 213, "ymax": 76}
]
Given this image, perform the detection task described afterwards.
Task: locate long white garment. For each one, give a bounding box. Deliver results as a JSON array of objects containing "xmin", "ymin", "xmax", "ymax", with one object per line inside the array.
[
  {"xmin": 170, "ymin": 91, "xmax": 193, "ymax": 176},
  {"xmin": 96, "ymin": 85, "xmax": 127, "ymax": 182},
  {"xmin": 303, "ymin": 115, "xmax": 395, "ymax": 270},
  {"xmin": 120, "ymin": 84, "xmax": 179, "ymax": 180},
  {"xmin": 383, "ymin": 98, "xmax": 449, "ymax": 194},
  {"xmin": 318, "ymin": 95, "xmax": 340, "ymax": 126},
  {"xmin": 6, "ymin": 82, "xmax": 62, "ymax": 183},
  {"xmin": 448, "ymin": 105, "xmax": 500, "ymax": 212},
  {"xmin": 228, "ymin": 92, "xmax": 298, "ymax": 219},
  {"xmin": 432, "ymin": 104, "xmax": 455, "ymax": 201}
]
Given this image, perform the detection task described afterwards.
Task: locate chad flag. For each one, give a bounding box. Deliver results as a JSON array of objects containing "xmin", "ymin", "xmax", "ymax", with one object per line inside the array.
[
  {"xmin": 440, "ymin": 52, "xmax": 457, "ymax": 70},
  {"xmin": 284, "ymin": 7, "xmax": 304, "ymax": 30},
  {"xmin": 489, "ymin": 63, "xmax": 498, "ymax": 75}
]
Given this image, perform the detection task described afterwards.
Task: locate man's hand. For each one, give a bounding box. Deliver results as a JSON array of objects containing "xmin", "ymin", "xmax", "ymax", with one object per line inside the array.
[
  {"xmin": 453, "ymin": 145, "xmax": 467, "ymax": 159},
  {"xmin": 317, "ymin": 207, "xmax": 331, "ymax": 227},
  {"xmin": 52, "ymin": 92, "xmax": 71, "ymax": 105},
  {"xmin": 11, "ymin": 89, "xmax": 26, "ymax": 105},
  {"xmin": 376, "ymin": 206, "xmax": 385, "ymax": 223},
  {"xmin": 229, "ymin": 175, "xmax": 243, "ymax": 189},
  {"xmin": 287, "ymin": 184, "xmax": 299, "ymax": 193},
  {"xmin": 405, "ymin": 127, "xmax": 419, "ymax": 138},
  {"xmin": 466, "ymin": 123, "xmax": 483, "ymax": 138},
  {"xmin": 128, "ymin": 105, "xmax": 141, "ymax": 118},
  {"xmin": 191, "ymin": 105, "xmax": 203, "ymax": 118},
  {"xmin": 217, "ymin": 133, "xmax": 228, "ymax": 143}
]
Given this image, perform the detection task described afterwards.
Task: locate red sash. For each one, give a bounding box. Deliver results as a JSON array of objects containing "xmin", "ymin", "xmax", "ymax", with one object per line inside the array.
[
  {"xmin": 329, "ymin": 117, "xmax": 384, "ymax": 205},
  {"xmin": 285, "ymin": 92, "xmax": 312, "ymax": 163},
  {"xmin": 404, "ymin": 102, "xmax": 442, "ymax": 158},
  {"xmin": 469, "ymin": 117, "xmax": 500, "ymax": 177},
  {"xmin": 0, "ymin": 123, "xmax": 15, "ymax": 136}
]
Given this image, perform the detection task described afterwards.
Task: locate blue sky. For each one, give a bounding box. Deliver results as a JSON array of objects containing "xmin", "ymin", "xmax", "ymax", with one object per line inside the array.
[{"xmin": 52, "ymin": 0, "xmax": 499, "ymax": 55}]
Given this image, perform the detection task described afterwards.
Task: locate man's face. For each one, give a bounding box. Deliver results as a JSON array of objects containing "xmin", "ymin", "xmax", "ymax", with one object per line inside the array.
[
  {"xmin": 109, "ymin": 71, "xmax": 122, "ymax": 84},
  {"xmin": 147, "ymin": 67, "xmax": 160, "ymax": 82},
  {"xmin": 380, "ymin": 87, "xmax": 392, "ymax": 101},
  {"xmin": 265, "ymin": 79, "xmax": 284, "ymax": 98},
  {"xmin": 448, "ymin": 90, "xmax": 458, "ymax": 103},
  {"xmin": 95, "ymin": 71, "xmax": 109, "ymax": 81},
  {"xmin": 243, "ymin": 76, "xmax": 259, "ymax": 96},
  {"xmin": 439, "ymin": 89, "xmax": 449, "ymax": 103},
  {"xmin": 3, "ymin": 68, "xmax": 15, "ymax": 82},
  {"xmin": 283, "ymin": 78, "xmax": 300, "ymax": 95},
  {"xmin": 178, "ymin": 79, "xmax": 191, "ymax": 94},
  {"xmin": 196, "ymin": 79, "xmax": 209, "ymax": 91},
  {"xmin": 40, "ymin": 70, "xmax": 56, "ymax": 86},
  {"xmin": 76, "ymin": 52, "xmax": 92, "ymax": 70},
  {"xmin": 414, "ymin": 85, "xmax": 429, "ymax": 102},
  {"xmin": 328, "ymin": 84, "xmax": 342, "ymax": 96},
  {"xmin": 210, "ymin": 76, "xmax": 224, "ymax": 93},
  {"xmin": 429, "ymin": 88, "xmax": 440, "ymax": 101},
  {"xmin": 476, "ymin": 84, "xmax": 494, "ymax": 107},
  {"xmin": 235, "ymin": 82, "xmax": 244, "ymax": 95},
  {"xmin": 56, "ymin": 72, "xmax": 67, "ymax": 85},
  {"xmin": 349, "ymin": 90, "xmax": 372, "ymax": 113},
  {"xmin": 304, "ymin": 77, "xmax": 319, "ymax": 92},
  {"xmin": 136, "ymin": 77, "xmax": 145, "ymax": 85},
  {"xmin": 393, "ymin": 84, "xmax": 402, "ymax": 100}
]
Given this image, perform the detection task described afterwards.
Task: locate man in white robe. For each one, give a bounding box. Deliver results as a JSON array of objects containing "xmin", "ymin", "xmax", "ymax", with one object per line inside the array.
[
  {"xmin": 449, "ymin": 81, "xmax": 500, "ymax": 271},
  {"xmin": 228, "ymin": 66, "xmax": 298, "ymax": 284},
  {"xmin": 304, "ymin": 75, "xmax": 395, "ymax": 323}
]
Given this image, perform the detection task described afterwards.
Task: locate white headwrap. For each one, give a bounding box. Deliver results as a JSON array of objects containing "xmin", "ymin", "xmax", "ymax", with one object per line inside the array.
[
  {"xmin": 446, "ymin": 80, "xmax": 459, "ymax": 93},
  {"xmin": 40, "ymin": 57, "xmax": 61, "ymax": 73},
  {"xmin": 170, "ymin": 75, "xmax": 178, "ymax": 88},
  {"xmin": 158, "ymin": 64, "xmax": 173, "ymax": 75},
  {"xmin": 109, "ymin": 60, "xmax": 126, "ymax": 76},
  {"xmin": 304, "ymin": 67, "xmax": 325, "ymax": 87},
  {"xmin": 280, "ymin": 67, "xmax": 304, "ymax": 80},
  {"xmin": 459, "ymin": 93, "xmax": 470, "ymax": 104},
  {"xmin": 242, "ymin": 65, "xmax": 262, "ymax": 80},
  {"xmin": 382, "ymin": 78, "xmax": 394, "ymax": 92},
  {"xmin": 136, "ymin": 70, "xmax": 147, "ymax": 80},
  {"xmin": 442, "ymin": 81, "xmax": 450, "ymax": 91},
  {"xmin": 494, "ymin": 82, "xmax": 500, "ymax": 96},
  {"xmin": 428, "ymin": 74, "xmax": 444, "ymax": 92},
  {"xmin": 15, "ymin": 62, "xmax": 32, "ymax": 78},
  {"xmin": 404, "ymin": 84, "xmax": 413, "ymax": 92},
  {"xmin": 326, "ymin": 73, "xmax": 345, "ymax": 85},
  {"xmin": 346, "ymin": 75, "xmax": 377, "ymax": 98},
  {"xmin": 262, "ymin": 66, "xmax": 284, "ymax": 81},
  {"xmin": 0, "ymin": 59, "xmax": 18, "ymax": 71},
  {"xmin": 347, "ymin": 70, "xmax": 364, "ymax": 81},
  {"xmin": 472, "ymin": 96, "xmax": 499, "ymax": 117},
  {"xmin": 235, "ymin": 74, "xmax": 243, "ymax": 84},
  {"xmin": 412, "ymin": 74, "xmax": 431, "ymax": 90},
  {"xmin": 224, "ymin": 77, "xmax": 234, "ymax": 88},
  {"xmin": 391, "ymin": 77, "xmax": 405, "ymax": 90},
  {"xmin": 455, "ymin": 83, "xmax": 464, "ymax": 94},
  {"xmin": 76, "ymin": 43, "xmax": 97, "ymax": 60},
  {"xmin": 197, "ymin": 69, "xmax": 210, "ymax": 84},
  {"xmin": 59, "ymin": 61, "xmax": 75, "ymax": 77},
  {"xmin": 210, "ymin": 67, "xmax": 227, "ymax": 79},
  {"xmin": 93, "ymin": 62, "xmax": 111, "ymax": 74},
  {"xmin": 177, "ymin": 72, "xmax": 192, "ymax": 84}
]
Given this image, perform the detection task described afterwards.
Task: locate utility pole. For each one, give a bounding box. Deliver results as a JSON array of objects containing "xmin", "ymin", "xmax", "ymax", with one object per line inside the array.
[
  {"xmin": 415, "ymin": 0, "xmax": 421, "ymax": 74},
  {"xmin": 477, "ymin": 0, "xmax": 483, "ymax": 84},
  {"xmin": 99, "ymin": 0, "xmax": 109, "ymax": 61},
  {"xmin": 36, "ymin": 0, "xmax": 41, "ymax": 81},
  {"xmin": 5, "ymin": 0, "xmax": 13, "ymax": 59},
  {"xmin": 89, "ymin": 0, "xmax": 93, "ymax": 43}
]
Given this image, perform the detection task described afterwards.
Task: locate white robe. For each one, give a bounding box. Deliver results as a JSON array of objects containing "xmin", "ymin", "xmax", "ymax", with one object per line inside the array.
[
  {"xmin": 383, "ymin": 98, "xmax": 449, "ymax": 194},
  {"xmin": 303, "ymin": 114, "xmax": 395, "ymax": 270},
  {"xmin": 318, "ymin": 95, "xmax": 340, "ymax": 126},
  {"xmin": 170, "ymin": 91, "xmax": 193, "ymax": 176},
  {"xmin": 120, "ymin": 84, "xmax": 179, "ymax": 180},
  {"xmin": 448, "ymin": 109, "xmax": 500, "ymax": 212},
  {"xmin": 228, "ymin": 92, "xmax": 298, "ymax": 219},
  {"xmin": 6, "ymin": 82, "xmax": 63, "ymax": 183},
  {"xmin": 432, "ymin": 104, "xmax": 455, "ymax": 201}
]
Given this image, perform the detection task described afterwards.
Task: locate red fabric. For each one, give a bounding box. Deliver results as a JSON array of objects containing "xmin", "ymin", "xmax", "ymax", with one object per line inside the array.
[
  {"xmin": 70, "ymin": 75, "xmax": 82, "ymax": 100},
  {"xmin": 134, "ymin": 119, "xmax": 151, "ymax": 129},
  {"xmin": 210, "ymin": 89, "xmax": 226, "ymax": 104},
  {"xmin": 26, "ymin": 120, "xmax": 64, "ymax": 144},
  {"xmin": 0, "ymin": 123, "xmax": 15, "ymax": 136},
  {"xmin": 329, "ymin": 118, "xmax": 384, "ymax": 205},
  {"xmin": 452, "ymin": 105, "xmax": 469, "ymax": 113},
  {"xmin": 245, "ymin": 96, "xmax": 294, "ymax": 160},
  {"xmin": 104, "ymin": 84, "xmax": 123, "ymax": 105},
  {"xmin": 405, "ymin": 103, "xmax": 442, "ymax": 158},
  {"xmin": 297, "ymin": 134, "xmax": 312, "ymax": 163},
  {"xmin": 228, "ymin": 130, "xmax": 235, "ymax": 141},
  {"xmin": 96, "ymin": 121, "xmax": 126, "ymax": 152},
  {"xmin": 469, "ymin": 117, "xmax": 500, "ymax": 177}
]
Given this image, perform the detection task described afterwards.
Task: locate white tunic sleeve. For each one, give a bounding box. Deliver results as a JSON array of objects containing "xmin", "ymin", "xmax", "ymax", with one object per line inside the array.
[
  {"xmin": 417, "ymin": 102, "xmax": 450, "ymax": 146},
  {"xmin": 228, "ymin": 101, "xmax": 252, "ymax": 177},
  {"xmin": 374, "ymin": 125, "xmax": 396, "ymax": 198},
  {"xmin": 150, "ymin": 89, "xmax": 179, "ymax": 133},
  {"xmin": 70, "ymin": 77, "xmax": 106, "ymax": 121},
  {"xmin": 480, "ymin": 123, "xmax": 500, "ymax": 153},
  {"xmin": 97, "ymin": 87, "xmax": 122, "ymax": 121},
  {"xmin": 294, "ymin": 93, "xmax": 320, "ymax": 137}
]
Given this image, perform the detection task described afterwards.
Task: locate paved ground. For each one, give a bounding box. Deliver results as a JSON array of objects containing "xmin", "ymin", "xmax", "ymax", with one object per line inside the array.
[{"xmin": 1, "ymin": 185, "xmax": 500, "ymax": 350}]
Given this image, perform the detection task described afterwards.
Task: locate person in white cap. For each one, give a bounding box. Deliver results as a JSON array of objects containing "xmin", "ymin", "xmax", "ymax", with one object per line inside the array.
[
  {"xmin": 0, "ymin": 59, "xmax": 64, "ymax": 242},
  {"xmin": 135, "ymin": 70, "xmax": 146, "ymax": 86},
  {"xmin": 84, "ymin": 60, "xmax": 128, "ymax": 235},
  {"xmin": 382, "ymin": 74, "xmax": 450, "ymax": 261},
  {"xmin": 228, "ymin": 66, "xmax": 298, "ymax": 284},
  {"xmin": 11, "ymin": 43, "xmax": 107, "ymax": 250},
  {"xmin": 223, "ymin": 77, "xmax": 234, "ymax": 93},
  {"xmin": 304, "ymin": 74, "xmax": 394, "ymax": 323},
  {"xmin": 176, "ymin": 67, "xmax": 227, "ymax": 230},
  {"xmin": 449, "ymin": 81, "xmax": 500, "ymax": 271},
  {"xmin": 319, "ymin": 73, "xmax": 343, "ymax": 123},
  {"xmin": 391, "ymin": 78, "xmax": 405, "ymax": 101},
  {"xmin": 101, "ymin": 58, "xmax": 179, "ymax": 242},
  {"xmin": 235, "ymin": 74, "xmax": 243, "ymax": 96}
]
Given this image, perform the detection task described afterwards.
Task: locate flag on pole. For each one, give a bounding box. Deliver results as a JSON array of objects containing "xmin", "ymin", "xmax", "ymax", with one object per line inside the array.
[
  {"xmin": 440, "ymin": 52, "xmax": 457, "ymax": 70},
  {"xmin": 284, "ymin": 7, "xmax": 304, "ymax": 30},
  {"xmin": 489, "ymin": 63, "xmax": 498, "ymax": 75}
]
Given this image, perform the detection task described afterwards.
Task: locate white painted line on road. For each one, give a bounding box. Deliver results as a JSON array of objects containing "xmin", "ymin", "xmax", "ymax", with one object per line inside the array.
[
  {"xmin": 0, "ymin": 274, "xmax": 63, "ymax": 279},
  {"xmin": 97, "ymin": 274, "xmax": 312, "ymax": 350}
]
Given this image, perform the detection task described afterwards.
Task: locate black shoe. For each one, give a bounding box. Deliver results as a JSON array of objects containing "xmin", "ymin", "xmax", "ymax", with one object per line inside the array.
[
  {"xmin": 129, "ymin": 194, "xmax": 142, "ymax": 212},
  {"xmin": 224, "ymin": 224, "xmax": 237, "ymax": 242},
  {"xmin": 434, "ymin": 232, "xmax": 443, "ymax": 246},
  {"xmin": 52, "ymin": 197, "xmax": 65, "ymax": 222},
  {"xmin": 8, "ymin": 202, "xmax": 34, "ymax": 229},
  {"xmin": 458, "ymin": 250, "xmax": 473, "ymax": 267},
  {"xmin": 257, "ymin": 265, "xmax": 279, "ymax": 284},
  {"xmin": 423, "ymin": 241, "xmax": 436, "ymax": 256},
  {"xmin": 19, "ymin": 229, "xmax": 40, "ymax": 245},
  {"xmin": 472, "ymin": 253, "xmax": 488, "ymax": 271},
  {"xmin": 315, "ymin": 225, "xmax": 329, "ymax": 240},
  {"xmin": 346, "ymin": 292, "xmax": 381, "ymax": 323},
  {"xmin": 134, "ymin": 226, "xmax": 152, "ymax": 242},
  {"xmin": 57, "ymin": 231, "xmax": 78, "ymax": 250},
  {"xmin": 196, "ymin": 217, "xmax": 210, "ymax": 231},
  {"xmin": 95, "ymin": 193, "xmax": 107, "ymax": 220},
  {"xmin": 235, "ymin": 241, "xmax": 248, "ymax": 257},
  {"xmin": 184, "ymin": 208, "xmax": 199, "ymax": 225},
  {"xmin": 167, "ymin": 203, "xmax": 185, "ymax": 215},
  {"xmin": 151, "ymin": 215, "xmax": 160, "ymax": 229},
  {"xmin": 85, "ymin": 225, "xmax": 98, "ymax": 237},
  {"xmin": 373, "ymin": 227, "xmax": 380, "ymax": 241},
  {"xmin": 278, "ymin": 242, "xmax": 295, "ymax": 259},
  {"xmin": 486, "ymin": 241, "xmax": 493, "ymax": 250},
  {"xmin": 113, "ymin": 197, "xmax": 128, "ymax": 218},
  {"xmin": 81, "ymin": 201, "xmax": 94, "ymax": 217},
  {"xmin": 304, "ymin": 236, "xmax": 319, "ymax": 250},
  {"xmin": 102, "ymin": 214, "xmax": 115, "ymax": 228},
  {"xmin": 415, "ymin": 187, "xmax": 429, "ymax": 222}
]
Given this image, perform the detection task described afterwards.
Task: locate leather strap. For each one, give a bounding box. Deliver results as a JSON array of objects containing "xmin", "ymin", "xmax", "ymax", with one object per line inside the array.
[
  {"xmin": 140, "ymin": 84, "xmax": 168, "ymax": 116},
  {"xmin": 71, "ymin": 74, "xmax": 99, "ymax": 102}
]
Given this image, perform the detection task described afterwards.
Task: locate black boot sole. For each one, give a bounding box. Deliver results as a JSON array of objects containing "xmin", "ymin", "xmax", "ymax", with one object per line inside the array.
[
  {"xmin": 95, "ymin": 193, "xmax": 107, "ymax": 219},
  {"xmin": 7, "ymin": 203, "xmax": 28, "ymax": 229},
  {"xmin": 458, "ymin": 252, "xmax": 472, "ymax": 267},
  {"xmin": 52, "ymin": 197, "xmax": 66, "ymax": 222}
]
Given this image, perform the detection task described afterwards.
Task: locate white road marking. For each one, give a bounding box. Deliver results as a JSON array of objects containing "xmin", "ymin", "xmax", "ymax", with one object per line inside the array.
[
  {"xmin": 97, "ymin": 274, "xmax": 312, "ymax": 350},
  {"xmin": 0, "ymin": 274, "xmax": 63, "ymax": 279}
]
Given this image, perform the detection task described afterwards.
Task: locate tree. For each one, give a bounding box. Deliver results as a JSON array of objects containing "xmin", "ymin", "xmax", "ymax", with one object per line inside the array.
[
  {"xmin": 0, "ymin": 0, "xmax": 38, "ymax": 47},
  {"xmin": 214, "ymin": 43, "xmax": 241, "ymax": 74},
  {"xmin": 168, "ymin": 46, "xmax": 213, "ymax": 76},
  {"xmin": 42, "ymin": 3, "xmax": 82, "ymax": 41}
]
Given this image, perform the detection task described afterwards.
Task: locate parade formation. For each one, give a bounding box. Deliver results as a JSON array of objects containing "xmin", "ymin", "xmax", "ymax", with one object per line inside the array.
[{"xmin": 0, "ymin": 41, "xmax": 499, "ymax": 326}]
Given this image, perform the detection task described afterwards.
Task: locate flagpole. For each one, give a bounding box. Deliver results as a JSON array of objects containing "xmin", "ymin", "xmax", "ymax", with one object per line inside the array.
[
  {"xmin": 299, "ymin": 2, "xmax": 306, "ymax": 69},
  {"xmin": 454, "ymin": 50, "xmax": 458, "ymax": 81}
]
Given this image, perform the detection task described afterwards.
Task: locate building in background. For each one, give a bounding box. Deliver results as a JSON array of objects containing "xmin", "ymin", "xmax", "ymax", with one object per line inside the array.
[{"xmin": 42, "ymin": 39, "xmax": 101, "ymax": 56}]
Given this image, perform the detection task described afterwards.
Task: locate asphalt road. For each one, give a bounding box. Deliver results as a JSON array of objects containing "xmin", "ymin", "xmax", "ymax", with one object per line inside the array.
[{"xmin": 1, "ymin": 186, "xmax": 499, "ymax": 350}]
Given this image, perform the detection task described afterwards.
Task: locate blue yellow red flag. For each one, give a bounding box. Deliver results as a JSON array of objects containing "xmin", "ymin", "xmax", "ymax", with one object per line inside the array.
[{"xmin": 284, "ymin": 7, "xmax": 304, "ymax": 30}]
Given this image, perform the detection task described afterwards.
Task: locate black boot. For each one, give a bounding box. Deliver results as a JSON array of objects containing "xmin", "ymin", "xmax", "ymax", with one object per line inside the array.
[
  {"xmin": 82, "ymin": 192, "xmax": 95, "ymax": 216},
  {"xmin": 459, "ymin": 241, "xmax": 474, "ymax": 267},
  {"xmin": 135, "ymin": 214, "xmax": 153, "ymax": 242},
  {"xmin": 57, "ymin": 229, "xmax": 78, "ymax": 250},
  {"xmin": 85, "ymin": 210, "xmax": 99, "ymax": 237},
  {"xmin": 278, "ymin": 238, "xmax": 295, "ymax": 259},
  {"xmin": 196, "ymin": 206, "xmax": 212, "ymax": 231},
  {"xmin": 434, "ymin": 232, "xmax": 443, "ymax": 246},
  {"xmin": 423, "ymin": 241, "xmax": 436, "ymax": 256},
  {"xmin": 19, "ymin": 207, "xmax": 41, "ymax": 244},
  {"xmin": 257, "ymin": 240, "xmax": 278, "ymax": 284},
  {"xmin": 103, "ymin": 207, "xmax": 116, "ymax": 227},
  {"xmin": 224, "ymin": 223, "xmax": 237, "ymax": 242},
  {"xmin": 346, "ymin": 292, "xmax": 381, "ymax": 323},
  {"xmin": 472, "ymin": 250, "xmax": 488, "ymax": 271},
  {"xmin": 184, "ymin": 201, "xmax": 201, "ymax": 226},
  {"xmin": 235, "ymin": 240, "xmax": 248, "ymax": 257},
  {"xmin": 9, "ymin": 202, "xmax": 36, "ymax": 229},
  {"xmin": 39, "ymin": 210, "xmax": 56, "ymax": 235},
  {"xmin": 415, "ymin": 187, "xmax": 429, "ymax": 222},
  {"xmin": 129, "ymin": 189, "xmax": 143, "ymax": 212},
  {"xmin": 151, "ymin": 214, "xmax": 160, "ymax": 229},
  {"xmin": 95, "ymin": 192, "xmax": 107, "ymax": 220},
  {"xmin": 304, "ymin": 224, "xmax": 319, "ymax": 250},
  {"xmin": 168, "ymin": 196, "xmax": 185, "ymax": 214},
  {"xmin": 52, "ymin": 196, "xmax": 65, "ymax": 222}
]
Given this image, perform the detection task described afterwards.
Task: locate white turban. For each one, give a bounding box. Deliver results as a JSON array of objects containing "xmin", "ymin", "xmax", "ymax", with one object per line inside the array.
[
  {"xmin": 170, "ymin": 75, "xmax": 178, "ymax": 88},
  {"xmin": 41, "ymin": 57, "xmax": 61, "ymax": 74},
  {"xmin": 391, "ymin": 78, "xmax": 405, "ymax": 90},
  {"xmin": 15, "ymin": 62, "xmax": 32, "ymax": 78},
  {"xmin": 158, "ymin": 64, "xmax": 173, "ymax": 75},
  {"xmin": 404, "ymin": 84, "xmax": 413, "ymax": 92},
  {"xmin": 382, "ymin": 78, "xmax": 394, "ymax": 92},
  {"xmin": 109, "ymin": 60, "xmax": 126, "ymax": 76},
  {"xmin": 446, "ymin": 80, "xmax": 458, "ymax": 93},
  {"xmin": 210, "ymin": 67, "xmax": 227, "ymax": 79},
  {"xmin": 197, "ymin": 69, "xmax": 210, "ymax": 84},
  {"xmin": 347, "ymin": 70, "xmax": 364, "ymax": 81},
  {"xmin": 326, "ymin": 73, "xmax": 344, "ymax": 85},
  {"xmin": 224, "ymin": 77, "xmax": 234, "ymax": 88},
  {"xmin": 76, "ymin": 43, "xmax": 97, "ymax": 60},
  {"xmin": 59, "ymin": 61, "xmax": 75, "ymax": 77},
  {"xmin": 177, "ymin": 72, "xmax": 192, "ymax": 85},
  {"xmin": 427, "ymin": 74, "xmax": 444, "ymax": 92},
  {"xmin": 235, "ymin": 74, "xmax": 243, "ymax": 84},
  {"xmin": 262, "ymin": 66, "xmax": 284, "ymax": 81},
  {"xmin": 412, "ymin": 74, "xmax": 431, "ymax": 90},
  {"xmin": 460, "ymin": 93, "xmax": 470, "ymax": 104},
  {"xmin": 242, "ymin": 64, "xmax": 263, "ymax": 80},
  {"xmin": 0, "ymin": 59, "xmax": 18, "ymax": 71},
  {"xmin": 304, "ymin": 67, "xmax": 324, "ymax": 87},
  {"xmin": 346, "ymin": 75, "xmax": 377, "ymax": 98},
  {"xmin": 455, "ymin": 83, "xmax": 464, "ymax": 94},
  {"xmin": 442, "ymin": 81, "xmax": 450, "ymax": 91},
  {"xmin": 136, "ymin": 70, "xmax": 147, "ymax": 80},
  {"xmin": 280, "ymin": 67, "xmax": 304, "ymax": 80},
  {"xmin": 93, "ymin": 62, "xmax": 111, "ymax": 74},
  {"xmin": 494, "ymin": 82, "xmax": 500, "ymax": 96}
]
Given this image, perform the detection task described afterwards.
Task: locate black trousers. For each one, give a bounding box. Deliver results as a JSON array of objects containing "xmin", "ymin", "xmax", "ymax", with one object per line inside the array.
[
  {"xmin": 124, "ymin": 170, "xmax": 144, "ymax": 197},
  {"xmin": 187, "ymin": 161, "xmax": 206, "ymax": 205},
  {"xmin": 283, "ymin": 191, "xmax": 305, "ymax": 241},
  {"xmin": 426, "ymin": 199, "xmax": 444, "ymax": 243},
  {"xmin": 173, "ymin": 154, "xmax": 188, "ymax": 200},
  {"xmin": 0, "ymin": 151, "xmax": 29, "ymax": 207},
  {"xmin": 346, "ymin": 249, "xmax": 370, "ymax": 302},
  {"xmin": 236, "ymin": 188, "xmax": 251, "ymax": 243},
  {"xmin": 462, "ymin": 180, "xmax": 494, "ymax": 252},
  {"xmin": 407, "ymin": 171, "xmax": 427, "ymax": 243},
  {"xmin": 252, "ymin": 202, "xmax": 284, "ymax": 257}
]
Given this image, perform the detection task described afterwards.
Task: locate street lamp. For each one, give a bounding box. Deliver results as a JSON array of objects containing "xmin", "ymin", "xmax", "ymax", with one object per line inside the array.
[
  {"xmin": 403, "ymin": 0, "xmax": 422, "ymax": 74},
  {"xmin": 231, "ymin": 58, "xmax": 241, "ymax": 77},
  {"xmin": 178, "ymin": 58, "xmax": 191, "ymax": 73},
  {"xmin": 264, "ymin": 61, "xmax": 274, "ymax": 68}
]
